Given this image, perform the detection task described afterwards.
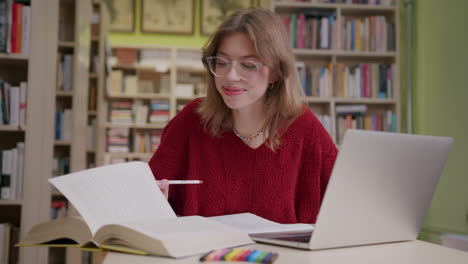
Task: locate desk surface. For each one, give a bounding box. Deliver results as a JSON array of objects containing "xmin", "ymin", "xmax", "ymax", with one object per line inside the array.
[{"xmin": 103, "ymin": 240, "xmax": 468, "ymax": 264}]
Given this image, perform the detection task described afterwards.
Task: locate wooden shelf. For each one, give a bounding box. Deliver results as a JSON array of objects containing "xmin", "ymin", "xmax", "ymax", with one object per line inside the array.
[
  {"xmin": 0, "ymin": 125, "xmax": 23, "ymax": 131},
  {"xmin": 88, "ymin": 110, "xmax": 97, "ymax": 116},
  {"xmin": 176, "ymin": 95, "xmax": 201, "ymax": 101},
  {"xmin": 0, "ymin": 52, "xmax": 28, "ymax": 61},
  {"xmin": 56, "ymin": 91, "xmax": 73, "ymax": 97},
  {"xmin": 273, "ymin": 2, "xmax": 396, "ymax": 13},
  {"xmin": 87, "ymin": 149, "xmax": 96, "ymax": 154},
  {"xmin": 54, "ymin": 140, "xmax": 72, "ymax": 146},
  {"xmin": 0, "ymin": 199, "xmax": 22, "ymax": 206},
  {"xmin": 104, "ymin": 152, "xmax": 153, "ymax": 159},
  {"xmin": 89, "ymin": 72, "xmax": 98, "ymax": 78},
  {"xmin": 58, "ymin": 41, "xmax": 74, "ymax": 48},
  {"xmin": 293, "ymin": 49, "xmax": 397, "ymax": 59},
  {"xmin": 105, "ymin": 123, "xmax": 167, "ymax": 129},
  {"xmin": 333, "ymin": 98, "xmax": 397, "ymax": 104},
  {"xmin": 107, "ymin": 93, "xmax": 170, "ymax": 100}
]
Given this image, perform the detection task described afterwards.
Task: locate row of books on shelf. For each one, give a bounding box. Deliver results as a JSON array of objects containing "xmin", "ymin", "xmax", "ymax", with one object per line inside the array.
[
  {"xmin": 106, "ymin": 127, "xmax": 161, "ymax": 153},
  {"xmin": 109, "ymin": 100, "xmax": 170, "ymax": 124},
  {"xmin": 297, "ymin": 62, "xmax": 393, "ymax": 98},
  {"xmin": 0, "ymin": 80, "xmax": 26, "ymax": 128},
  {"xmin": 0, "ymin": 143, "xmax": 24, "ymax": 200},
  {"xmin": 56, "ymin": 53, "xmax": 73, "ymax": 92},
  {"xmin": 336, "ymin": 107, "xmax": 396, "ymax": 144},
  {"xmin": 283, "ymin": 12, "xmax": 395, "ymax": 52},
  {"xmin": 0, "ymin": 223, "xmax": 19, "ymax": 264},
  {"xmin": 279, "ymin": 0, "xmax": 395, "ymax": 6},
  {"xmin": 0, "ymin": 0, "xmax": 30, "ymax": 54},
  {"xmin": 343, "ymin": 16, "xmax": 395, "ymax": 52},
  {"xmin": 54, "ymin": 108, "xmax": 72, "ymax": 141},
  {"xmin": 109, "ymin": 70, "xmax": 170, "ymax": 95}
]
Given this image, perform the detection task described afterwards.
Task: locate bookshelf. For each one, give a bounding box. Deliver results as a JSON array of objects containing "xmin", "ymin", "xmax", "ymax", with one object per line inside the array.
[
  {"xmin": 86, "ymin": 0, "xmax": 109, "ymax": 171},
  {"xmin": 272, "ymin": 0, "xmax": 400, "ymax": 144},
  {"xmin": 0, "ymin": 0, "xmax": 60, "ymax": 264},
  {"xmin": 50, "ymin": 0, "xmax": 93, "ymax": 263},
  {"xmin": 96, "ymin": 46, "xmax": 205, "ymax": 166}
]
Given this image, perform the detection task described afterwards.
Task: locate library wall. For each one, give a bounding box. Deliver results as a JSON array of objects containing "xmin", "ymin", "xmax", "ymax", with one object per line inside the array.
[{"xmin": 413, "ymin": 0, "xmax": 468, "ymax": 241}]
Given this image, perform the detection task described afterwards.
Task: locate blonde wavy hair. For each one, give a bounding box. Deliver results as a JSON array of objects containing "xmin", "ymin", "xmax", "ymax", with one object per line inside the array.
[{"xmin": 198, "ymin": 7, "xmax": 305, "ymax": 151}]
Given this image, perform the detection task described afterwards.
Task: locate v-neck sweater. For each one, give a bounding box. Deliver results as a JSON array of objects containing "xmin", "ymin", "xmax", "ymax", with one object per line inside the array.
[{"xmin": 149, "ymin": 98, "xmax": 337, "ymax": 224}]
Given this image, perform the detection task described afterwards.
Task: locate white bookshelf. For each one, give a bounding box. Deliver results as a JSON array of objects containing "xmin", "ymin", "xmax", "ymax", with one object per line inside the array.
[{"xmin": 272, "ymin": 0, "xmax": 400, "ymax": 143}]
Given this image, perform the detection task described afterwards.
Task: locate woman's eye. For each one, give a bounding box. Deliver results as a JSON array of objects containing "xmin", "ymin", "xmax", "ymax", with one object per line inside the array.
[
  {"xmin": 241, "ymin": 62, "xmax": 256, "ymax": 70},
  {"xmin": 216, "ymin": 61, "xmax": 228, "ymax": 66}
]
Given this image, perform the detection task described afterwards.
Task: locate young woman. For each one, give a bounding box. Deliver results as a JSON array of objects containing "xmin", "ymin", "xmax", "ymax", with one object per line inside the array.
[{"xmin": 149, "ymin": 8, "xmax": 337, "ymax": 224}]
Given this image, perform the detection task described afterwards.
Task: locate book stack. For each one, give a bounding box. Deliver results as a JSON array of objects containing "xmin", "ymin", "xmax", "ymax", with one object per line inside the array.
[
  {"xmin": 0, "ymin": 80, "xmax": 27, "ymax": 129},
  {"xmin": 133, "ymin": 130, "xmax": 161, "ymax": 153},
  {"xmin": 0, "ymin": 142, "xmax": 24, "ymax": 200},
  {"xmin": 336, "ymin": 104, "xmax": 396, "ymax": 144},
  {"xmin": 342, "ymin": 16, "xmax": 395, "ymax": 52},
  {"xmin": 106, "ymin": 127, "xmax": 130, "ymax": 153},
  {"xmin": 281, "ymin": 11, "xmax": 338, "ymax": 50},
  {"xmin": 297, "ymin": 62, "xmax": 393, "ymax": 98},
  {"xmin": 109, "ymin": 100, "xmax": 133, "ymax": 124},
  {"xmin": 114, "ymin": 48, "xmax": 137, "ymax": 65},
  {"xmin": 132, "ymin": 100, "xmax": 149, "ymax": 124},
  {"xmin": 0, "ymin": 0, "xmax": 30, "ymax": 54},
  {"xmin": 149, "ymin": 100, "xmax": 170, "ymax": 124}
]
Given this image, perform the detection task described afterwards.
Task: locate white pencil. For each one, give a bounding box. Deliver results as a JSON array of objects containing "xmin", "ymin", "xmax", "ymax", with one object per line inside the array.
[{"xmin": 166, "ymin": 180, "xmax": 203, "ymax": 185}]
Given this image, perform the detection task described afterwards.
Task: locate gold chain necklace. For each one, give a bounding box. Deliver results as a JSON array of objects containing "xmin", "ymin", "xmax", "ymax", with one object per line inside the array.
[{"xmin": 232, "ymin": 128, "xmax": 263, "ymax": 141}]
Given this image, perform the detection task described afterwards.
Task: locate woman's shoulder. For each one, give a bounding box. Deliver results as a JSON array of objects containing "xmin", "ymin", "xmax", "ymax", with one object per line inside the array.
[
  {"xmin": 284, "ymin": 106, "xmax": 333, "ymax": 145},
  {"xmin": 289, "ymin": 106, "xmax": 323, "ymax": 131}
]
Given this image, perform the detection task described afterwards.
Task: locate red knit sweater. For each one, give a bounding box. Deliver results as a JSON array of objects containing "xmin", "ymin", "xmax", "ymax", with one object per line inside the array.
[{"xmin": 149, "ymin": 99, "xmax": 337, "ymax": 224}]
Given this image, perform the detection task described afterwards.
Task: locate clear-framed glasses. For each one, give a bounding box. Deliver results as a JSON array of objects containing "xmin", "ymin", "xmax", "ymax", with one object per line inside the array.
[{"xmin": 206, "ymin": 56, "xmax": 264, "ymax": 81}]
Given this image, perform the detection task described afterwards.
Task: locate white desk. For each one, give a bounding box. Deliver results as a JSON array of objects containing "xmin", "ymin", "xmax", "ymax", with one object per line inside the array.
[{"xmin": 103, "ymin": 240, "xmax": 468, "ymax": 264}]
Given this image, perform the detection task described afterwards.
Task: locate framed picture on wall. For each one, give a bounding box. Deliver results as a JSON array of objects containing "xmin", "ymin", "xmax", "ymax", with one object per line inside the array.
[
  {"xmin": 141, "ymin": 0, "xmax": 195, "ymax": 34},
  {"xmin": 201, "ymin": 0, "xmax": 252, "ymax": 36},
  {"xmin": 109, "ymin": 0, "xmax": 136, "ymax": 32}
]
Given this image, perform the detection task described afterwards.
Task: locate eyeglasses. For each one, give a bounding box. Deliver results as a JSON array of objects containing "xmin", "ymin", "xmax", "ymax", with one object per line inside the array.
[{"xmin": 206, "ymin": 56, "xmax": 264, "ymax": 81}]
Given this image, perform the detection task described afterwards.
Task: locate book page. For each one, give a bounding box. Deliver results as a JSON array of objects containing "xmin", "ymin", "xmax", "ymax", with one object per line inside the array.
[
  {"xmin": 49, "ymin": 161, "xmax": 176, "ymax": 235},
  {"xmin": 208, "ymin": 213, "xmax": 314, "ymax": 235},
  {"xmin": 95, "ymin": 216, "xmax": 253, "ymax": 258}
]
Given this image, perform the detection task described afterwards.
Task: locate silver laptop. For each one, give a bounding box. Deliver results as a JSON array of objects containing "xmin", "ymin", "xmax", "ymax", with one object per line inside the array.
[{"xmin": 251, "ymin": 129, "xmax": 453, "ymax": 250}]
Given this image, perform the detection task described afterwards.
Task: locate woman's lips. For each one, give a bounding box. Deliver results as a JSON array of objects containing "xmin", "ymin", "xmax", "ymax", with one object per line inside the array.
[{"xmin": 222, "ymin": 86, "xmax": 246, "ymax": 96}]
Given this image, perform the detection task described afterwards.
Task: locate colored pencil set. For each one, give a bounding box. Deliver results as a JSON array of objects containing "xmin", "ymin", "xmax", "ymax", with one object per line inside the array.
[{"xmin": 199, "ymin": 248, "xmax": 278, "ymax": 263}]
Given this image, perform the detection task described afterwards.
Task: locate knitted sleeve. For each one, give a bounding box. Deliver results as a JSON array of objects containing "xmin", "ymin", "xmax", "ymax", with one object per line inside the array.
[
  {"xmin": 295, "ymin": 111, "xmax": 338, "ymax": 223},
  {"xmin": 148, "ymin": 99, "xmax": 200, "ymax": 213}
]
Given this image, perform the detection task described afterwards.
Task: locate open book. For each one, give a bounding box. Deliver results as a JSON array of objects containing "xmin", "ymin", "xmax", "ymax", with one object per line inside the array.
[{"xmin": 19, "ymin": 161, "xmax": 253, "ymax": 258}]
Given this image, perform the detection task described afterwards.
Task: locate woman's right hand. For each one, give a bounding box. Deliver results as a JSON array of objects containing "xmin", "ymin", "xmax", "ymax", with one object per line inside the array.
[{"xmin": 157, "ymin": 179, "xmax": 169, "ymax": 199}]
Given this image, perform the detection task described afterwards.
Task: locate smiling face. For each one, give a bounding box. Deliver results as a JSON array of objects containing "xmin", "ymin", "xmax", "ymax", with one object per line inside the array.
[{"xmin": 214, "ymin": 32, "xmax": 273, "ymax": 111}]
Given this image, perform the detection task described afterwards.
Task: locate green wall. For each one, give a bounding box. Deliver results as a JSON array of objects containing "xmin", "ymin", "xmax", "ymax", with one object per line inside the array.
[{"xmin": 413, "ymin": 0, "xmax": 468, "ymax": 242}]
